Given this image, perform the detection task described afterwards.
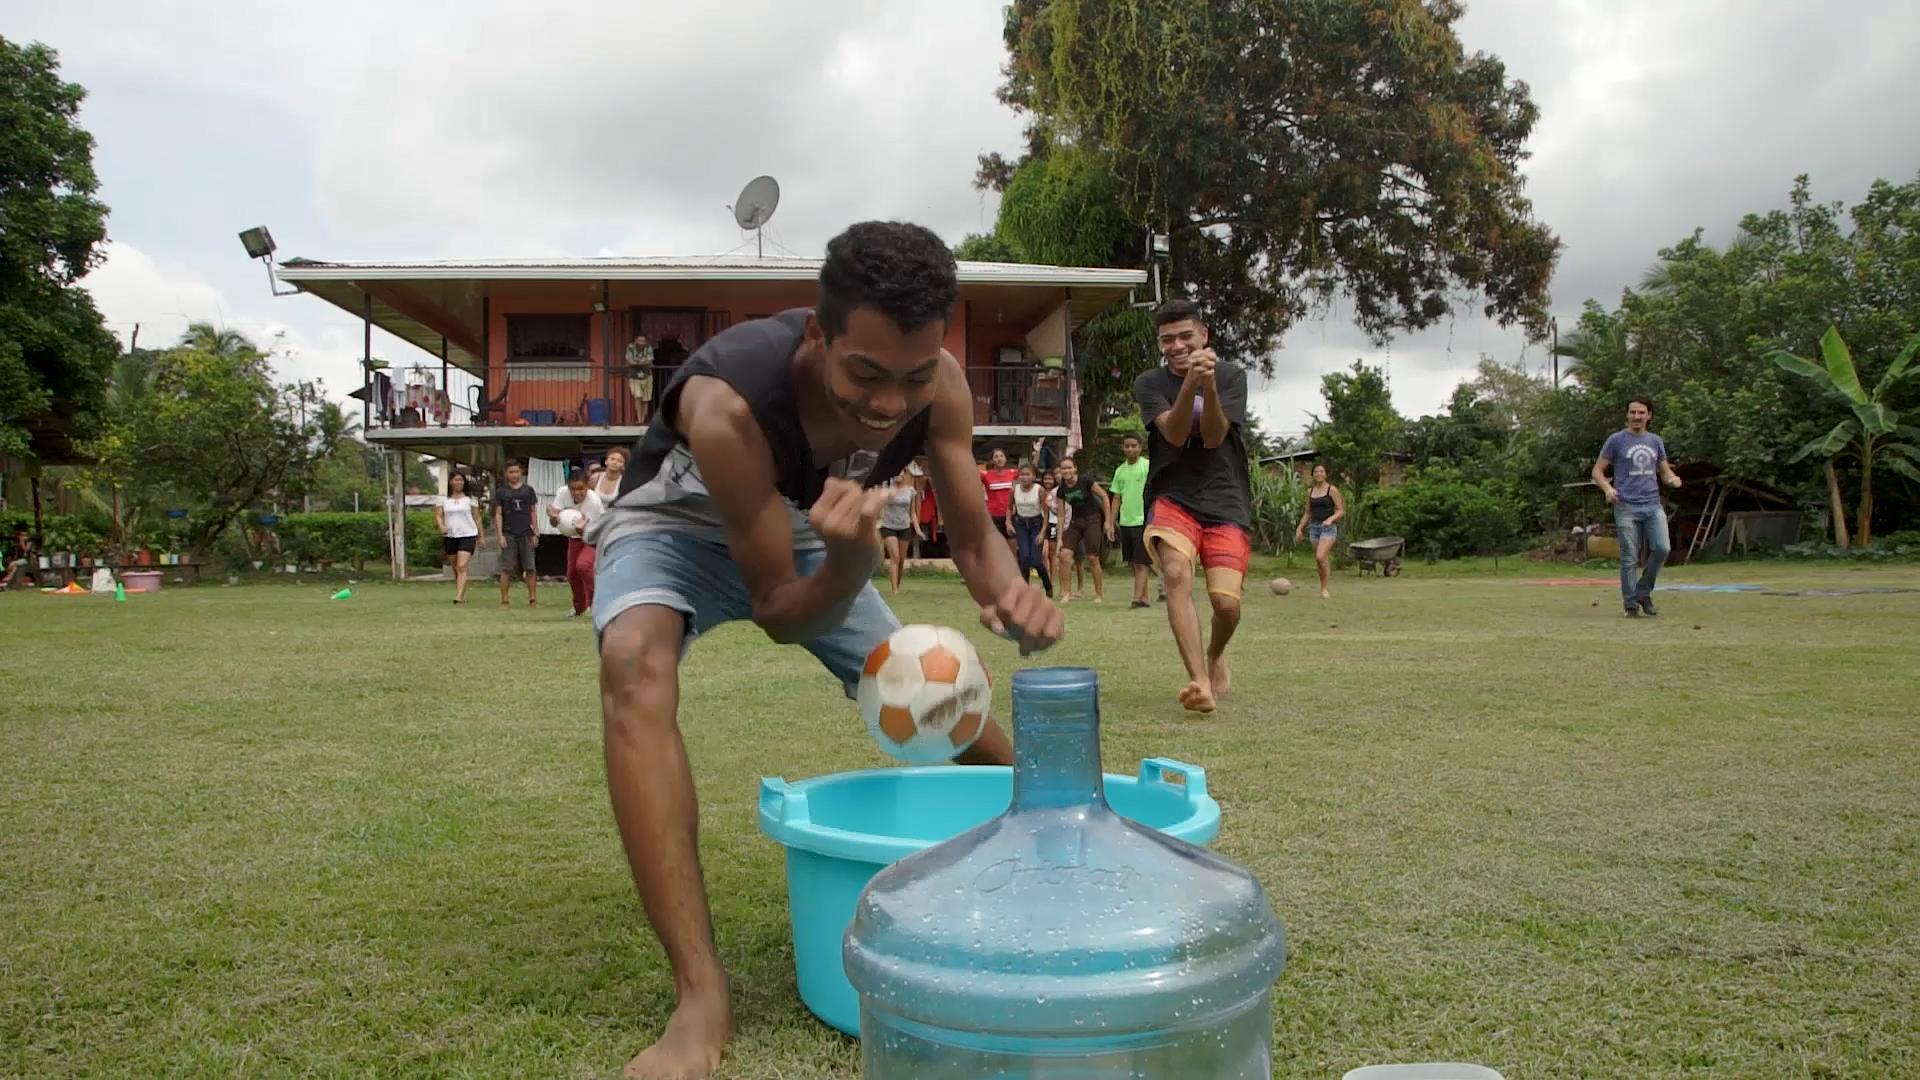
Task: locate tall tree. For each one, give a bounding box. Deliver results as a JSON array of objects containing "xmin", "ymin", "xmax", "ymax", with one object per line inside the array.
[
  {"xmin": 988, "ymin": 0, "xmax": 1561, "ymax": 363},
  {"xmin": 91, "ymin": 324, "xmax": 339, "ymax": 553},
  {"xmin": 0, "ymin": 38, "xmax": 119, "ymax": 459},
  {"xmin": 1308, "ymin": 360, "xmax": 1403, "ymax": 498}
]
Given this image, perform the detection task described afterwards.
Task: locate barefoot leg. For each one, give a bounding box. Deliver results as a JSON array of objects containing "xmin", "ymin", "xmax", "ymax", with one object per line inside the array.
[
  {"xmin": 602, "ymin": 607, "xmax": 735, "ymax": 1080},
  {"xmin": 1178, "ymin": 679, "xmax": 1218, "ymax": 714},
  {"xmin": 1204, "ymin": 584, "xmax": 1242, "ymax": 700},
  {"xmin": 1160, "ymin": 547, "xmax": 1213, "ymax": 709}
]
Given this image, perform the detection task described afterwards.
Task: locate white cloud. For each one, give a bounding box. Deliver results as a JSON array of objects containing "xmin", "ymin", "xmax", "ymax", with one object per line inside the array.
[
  {"xmin": 15, "ymin": 0, "xmax": 1920, "ymax": 445},
  {"xmin": 80, "ymin": 242, "xmax": 412, "ymax": 404}
]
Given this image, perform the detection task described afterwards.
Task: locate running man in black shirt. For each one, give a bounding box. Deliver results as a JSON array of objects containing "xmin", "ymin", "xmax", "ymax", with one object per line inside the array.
[{"xmin": 1132, "ymin": 300, "xmax": 1252, "ymax": 713}]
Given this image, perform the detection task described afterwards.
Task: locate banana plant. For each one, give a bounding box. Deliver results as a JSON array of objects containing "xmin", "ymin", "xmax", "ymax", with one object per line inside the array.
[{"xmin": 1767, "ymin": 327, "xmax": 1920, "ymax": 546}]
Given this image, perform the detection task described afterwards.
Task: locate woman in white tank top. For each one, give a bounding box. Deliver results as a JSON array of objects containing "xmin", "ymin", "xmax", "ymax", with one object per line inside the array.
[
  {"xmin": 596, "ymin": 446, "xmax": 628, "ymax": 501},
  {"xmin": 435, "ymin": 472, "xmax": 481, "ymax": 604},
  {"xmin": 1010, "ymin": 463, "xmax": 1053, "ymax": 597}
]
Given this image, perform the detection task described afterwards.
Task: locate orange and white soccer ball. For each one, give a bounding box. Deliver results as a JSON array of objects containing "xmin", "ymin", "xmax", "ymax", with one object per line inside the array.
[{"xmin": 858, "ymin": 624, "xmax": 993, "ymax": 764}]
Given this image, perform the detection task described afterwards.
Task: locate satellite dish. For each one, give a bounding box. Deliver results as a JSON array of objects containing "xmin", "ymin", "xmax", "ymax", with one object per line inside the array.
[
  {"xmin": 734, "ymin": 175, "xmax": 780, "ymax": 230},
  {"xmin": 732, "ymin": 175, "xmax": 780, "ymax": 256}
]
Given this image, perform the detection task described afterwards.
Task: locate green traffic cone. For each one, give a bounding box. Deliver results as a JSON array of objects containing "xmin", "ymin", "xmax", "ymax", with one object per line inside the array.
[
  {"xmin": 115, "ymin": 582, "xmax": 127, "ymax": 601},
  {"xmin": 331, "ymin": 587, "xmax": 353, "ymax": 600}
]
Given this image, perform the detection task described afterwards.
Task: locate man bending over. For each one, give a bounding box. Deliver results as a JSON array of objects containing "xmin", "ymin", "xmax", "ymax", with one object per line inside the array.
[{"xmin": 589, "ymin": 221, "xmax": 1064, "ymax": 1079}]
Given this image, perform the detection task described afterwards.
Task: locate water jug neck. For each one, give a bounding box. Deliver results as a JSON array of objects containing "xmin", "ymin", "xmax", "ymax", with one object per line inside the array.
[{"xmin": 1009, "ymin": 667, "xmax": 1107, "ymax": 810}]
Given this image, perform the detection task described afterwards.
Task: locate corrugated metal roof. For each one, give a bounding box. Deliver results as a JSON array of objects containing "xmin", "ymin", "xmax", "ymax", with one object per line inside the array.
[{"xmin": 276, "ymin": 254, "xmax": 1148, "ymax": 287}]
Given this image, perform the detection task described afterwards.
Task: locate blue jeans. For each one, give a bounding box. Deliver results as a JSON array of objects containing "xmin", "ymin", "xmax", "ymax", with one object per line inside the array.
[
  {"xmin": 1614, "ymin": 502, "xmax": 1670, "ymax": 605},
  {"xmin": 590, "ymin": 530, "xmax": 899, "ymax": 697},
  {"xmin": 1014, "ymin": 514, "xmax": 1052, "ymax": 594}
]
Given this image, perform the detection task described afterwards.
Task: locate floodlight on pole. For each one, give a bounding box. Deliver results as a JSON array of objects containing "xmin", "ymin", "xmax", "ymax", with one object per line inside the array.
[{"xmin": 239, "ymin": 226, "xmax": 298, "ymax": 296}]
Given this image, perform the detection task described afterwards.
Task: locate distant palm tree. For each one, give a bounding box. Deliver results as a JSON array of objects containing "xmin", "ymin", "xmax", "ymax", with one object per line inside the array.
[
  {"xmin": 1550, "ymin": 324, "xmax": 1624, "ymax": 385},
  {"xmin": 178, "ymin": 322, "xmax": 257, "ymax": 359},
  {"xmin": 1637, "ymin": 228, "xmax": 1762, "ymax": 296}
]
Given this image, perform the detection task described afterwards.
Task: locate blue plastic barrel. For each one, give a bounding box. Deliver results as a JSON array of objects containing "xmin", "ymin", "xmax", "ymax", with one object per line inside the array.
[
  {"xmin": 584, "ymin": 397, "xmax": 612, "ymax": 425},
  {"xmin": 757, "ymin": 758, "xmax": 1219, "ymax": 1037}
]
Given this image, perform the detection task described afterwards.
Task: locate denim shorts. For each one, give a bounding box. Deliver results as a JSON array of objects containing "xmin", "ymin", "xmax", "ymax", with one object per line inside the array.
[
  {"xmin": 591, "ymin": 529, "xmax": 900, "ymax": 697},
  {"xmin": 1309, "ymin": 522, "xmax": 1338, "ymax": 543}
]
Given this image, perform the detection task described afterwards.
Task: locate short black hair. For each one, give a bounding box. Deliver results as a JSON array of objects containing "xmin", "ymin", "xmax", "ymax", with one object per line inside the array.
[
  {"xmin": 1120, "ymin": 432, "xmax": 1142, "ymax": 444},
  {"xmin": 818, "ymin": 221, "xmax": 959, "ymax": 342},
  {"xmin": 1629, "ymin": 396, "xmax": 1656, "ymax": 414},
  {"xmin": 1153, "ymin": 299, "xmax": 1204, "ymax": 329},
  {"xmin": 567, "ymin": 469, "xmax": 589, "ymax": 485}
]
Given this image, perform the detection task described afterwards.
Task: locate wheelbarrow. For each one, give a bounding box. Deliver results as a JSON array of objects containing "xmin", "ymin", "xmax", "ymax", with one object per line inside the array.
[{"xmin": 1349, "ymin": 536, "xmax": 1405, "ymax": 577}]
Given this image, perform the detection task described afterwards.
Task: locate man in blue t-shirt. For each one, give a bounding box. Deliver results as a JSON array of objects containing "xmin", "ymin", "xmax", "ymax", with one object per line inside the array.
[{"xmin": 1592, "ymin": 397, "xmax": 1683, "ymax": 616}]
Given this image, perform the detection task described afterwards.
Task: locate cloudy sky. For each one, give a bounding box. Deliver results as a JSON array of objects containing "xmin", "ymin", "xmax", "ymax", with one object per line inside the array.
[{"xmin": 13, "ymin": 0, "xmax": 1920, "ymax": 438}]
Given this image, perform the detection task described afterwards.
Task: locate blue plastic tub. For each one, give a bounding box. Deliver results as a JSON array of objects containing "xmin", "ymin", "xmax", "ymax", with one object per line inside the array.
[{"xmin": 757, "ymin": 758, "xmax": 1221, "ymax": 1037}]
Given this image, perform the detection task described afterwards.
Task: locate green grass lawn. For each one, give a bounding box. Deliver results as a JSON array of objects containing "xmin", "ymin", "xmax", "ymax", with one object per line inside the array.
[{"xmin": 3, "ymin": 558, "xmax": 1918, "ymax": 1079}]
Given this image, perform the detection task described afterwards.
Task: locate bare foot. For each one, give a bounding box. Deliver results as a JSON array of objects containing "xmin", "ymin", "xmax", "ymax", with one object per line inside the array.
[
  {"xmin": 624, "ymin": 992, "xmax": 734, "ymax": 1080},
  {"xmin": 1320, "ymin": 589, "xmax": 1331, "ymax": 599},
  {"xmin": 1207, "ymin": 654, "xmax": 1232, "ymax": 699},
  {"xmin": 1178, "ymin": 679, "xmax": 1217, "ymax": 714}
]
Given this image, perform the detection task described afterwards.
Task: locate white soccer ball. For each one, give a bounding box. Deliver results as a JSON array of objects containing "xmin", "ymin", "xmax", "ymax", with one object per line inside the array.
[
  {"xmin": 556, "ymin": 508, "xmax": 585, "ymax": 537},
  {"xmin": 858, "ymin": 624, "xmax": 993, "ymax": 765}
]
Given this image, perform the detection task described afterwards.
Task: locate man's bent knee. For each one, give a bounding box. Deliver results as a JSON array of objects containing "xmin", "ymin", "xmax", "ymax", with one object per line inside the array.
[
  {"xmin": 600, "ymin": 607, "xmax": 685, "ymax": 702},
  {"xmin": 1160, "ymin": 551, "xmax": 1195, "ymax": 588},
  {"xmin": 1209, "ymin": 592, "xmax": 1241, "ymax": 621}
]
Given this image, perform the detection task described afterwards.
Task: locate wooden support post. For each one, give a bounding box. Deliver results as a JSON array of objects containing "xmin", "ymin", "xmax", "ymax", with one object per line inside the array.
[{"xmin": 1826, "ymin": 460, "xmax": 1851, "ymax": 548}]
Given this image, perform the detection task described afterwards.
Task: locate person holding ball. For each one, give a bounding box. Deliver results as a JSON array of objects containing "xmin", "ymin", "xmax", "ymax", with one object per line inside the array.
[
  {"xmin": 1294, "ymin": 463, "xmax": 1344, "ymax": 599},
  {"xmin": 548, "ymin": 469, "xmax": 606, "ymax": 618},
  {"xmin": 588, "ymin": 222, "xmax": 1063, "ymax": 1080}
]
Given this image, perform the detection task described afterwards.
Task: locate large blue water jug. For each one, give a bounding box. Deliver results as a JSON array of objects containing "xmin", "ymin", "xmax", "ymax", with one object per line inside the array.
[{"xmin": 843, "ymin": 667, "xmax": 1286, "ymax": 1078}]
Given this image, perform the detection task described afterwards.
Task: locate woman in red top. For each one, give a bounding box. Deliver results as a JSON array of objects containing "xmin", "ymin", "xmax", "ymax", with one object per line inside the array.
[{"xmin": 979, "ymin": 447, "xmax": 1019, "ymax": 556}]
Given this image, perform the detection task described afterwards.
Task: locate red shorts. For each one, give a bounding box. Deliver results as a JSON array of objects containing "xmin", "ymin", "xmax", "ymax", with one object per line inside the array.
[{"xmin": 1143, "ymin": 498, "xmax": 1251, "ymax": 597}]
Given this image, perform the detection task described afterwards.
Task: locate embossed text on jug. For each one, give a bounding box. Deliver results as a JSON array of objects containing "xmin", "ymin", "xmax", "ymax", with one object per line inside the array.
[{"xmin": 974, "ymin": 856, "xmax": 1138, "ymax": 894}]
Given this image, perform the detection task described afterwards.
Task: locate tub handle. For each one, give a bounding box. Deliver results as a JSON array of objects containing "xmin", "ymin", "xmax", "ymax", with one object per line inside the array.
[
  {"xmin": 1139, "ymin": 758, "xmax": 1208, "ymax": 800},
  {"xmin": 759, "ymin": 777, "xmax": 811, "ymax": 825}
]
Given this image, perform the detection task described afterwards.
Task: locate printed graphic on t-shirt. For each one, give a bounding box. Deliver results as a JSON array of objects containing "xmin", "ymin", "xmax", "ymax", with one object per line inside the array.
[{"xmin": 1624, "ymin": 443, "xmax": 1658, "ymax": 478}]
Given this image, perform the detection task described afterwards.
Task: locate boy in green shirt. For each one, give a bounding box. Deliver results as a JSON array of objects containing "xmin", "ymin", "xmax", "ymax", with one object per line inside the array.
[{"xmin": 1107, "ymin": 432, "xmax": 1153, "ymax": 607}]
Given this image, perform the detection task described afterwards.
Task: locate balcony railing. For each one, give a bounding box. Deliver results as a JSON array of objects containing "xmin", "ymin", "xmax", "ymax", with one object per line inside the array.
[
  {"xmin": 365, "ymin": 362, "xmax": 1070, "ymax": 433},
  {"xmin": 365, "ymin": 362, "xmax": 665, "ymax": 432},
  {"xmin": 967, "ymin": 365, "xmax": 1070, "ymax": 428}
]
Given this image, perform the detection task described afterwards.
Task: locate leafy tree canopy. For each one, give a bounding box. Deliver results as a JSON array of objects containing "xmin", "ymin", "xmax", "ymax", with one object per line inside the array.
[
  {"xmin": 1307, "ymin": 360, "xmax": 1402, "ymax": 498},
  {"xmin": 0, "ymin": 38, "xmax": 119, "ymax": 459},
  {"xmin": 1551, "ymin": 173, "xmax": 1920, "ymax": 532},
  {"xmin": 88, "ymin": 324, "xmax": 340, "ymax": 553},
  {"xmin": 985, "ymin": 0, "xmax": 1562, "ymax": 363}
]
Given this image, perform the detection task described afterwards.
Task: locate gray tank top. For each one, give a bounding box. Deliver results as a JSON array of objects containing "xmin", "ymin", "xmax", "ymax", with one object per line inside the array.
[{"xmin": 593, "ymin": 310, "xmax": 931, "ymax": 549}]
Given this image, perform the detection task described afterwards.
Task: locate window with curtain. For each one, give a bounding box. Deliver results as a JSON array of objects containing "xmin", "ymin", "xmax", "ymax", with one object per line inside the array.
[{"xmin": 506, "ymin": 314, "xmax": 591, "ymax": 362}]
